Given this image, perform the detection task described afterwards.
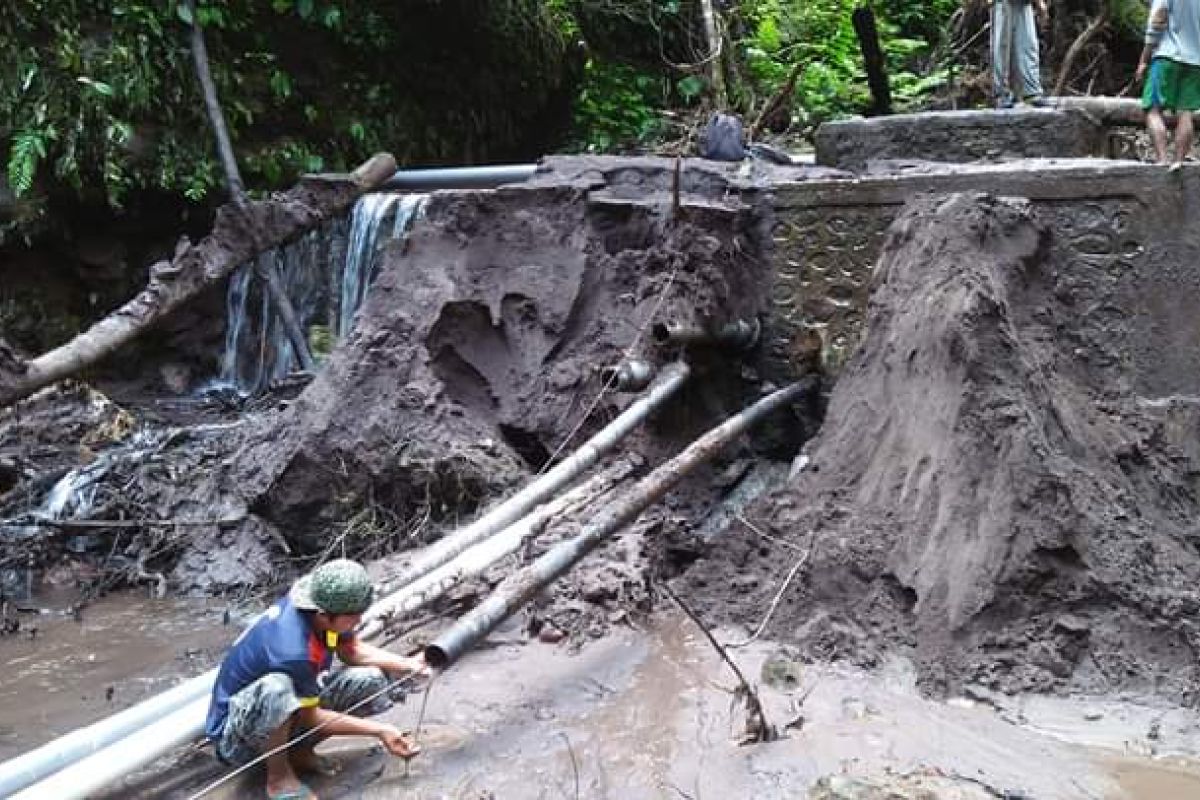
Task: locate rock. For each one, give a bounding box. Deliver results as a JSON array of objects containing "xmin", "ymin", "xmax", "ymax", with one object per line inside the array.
[
  {"xmin": 699, "ymin": 113, "xmax": 746, "ymax": 161},
  {"xmin": 537, "ymin": 624, "xmax": 565, "ymax": 644}
]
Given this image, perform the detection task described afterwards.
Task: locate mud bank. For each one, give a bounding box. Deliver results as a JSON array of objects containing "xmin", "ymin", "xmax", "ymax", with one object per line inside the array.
[{"xmin": 684, "ymin": 192, "xmax": 1200, "ymax": 703}]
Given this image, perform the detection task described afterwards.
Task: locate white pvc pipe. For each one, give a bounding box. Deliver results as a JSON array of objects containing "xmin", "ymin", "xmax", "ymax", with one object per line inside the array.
[
  {"xmin": 359, "ymin": 462, "xmax": 633, "ymax": 640},
  {"xmin": 4, "ymin": 365, "xmax": 687, "ymax": 797},
  {"xmin": 7, "ymin": 696, "xmax": 211, "ymax": 800},
  {"xmin": 373, "ymin": 362, "xmax": 690, "ymax": 597},
  {"xmin": 0, "ymin": 668, "xmax": 216, "ymax": 797}
]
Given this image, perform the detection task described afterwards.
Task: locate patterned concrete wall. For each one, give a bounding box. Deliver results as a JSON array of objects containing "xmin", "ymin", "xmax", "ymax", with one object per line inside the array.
[{"xmin": 764, "ymin": 161, "xmax": 1183, "ymax": 386}]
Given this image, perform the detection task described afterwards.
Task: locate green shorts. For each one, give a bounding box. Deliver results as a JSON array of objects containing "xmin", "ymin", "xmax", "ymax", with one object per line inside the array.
[{"xmin": 1143, "ymin": 57, "xmax": 1200, "ymax": 112}]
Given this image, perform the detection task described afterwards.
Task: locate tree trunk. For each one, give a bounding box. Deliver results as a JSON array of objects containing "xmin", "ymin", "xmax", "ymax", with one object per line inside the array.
[
  {"xmin": 699, "ymin": 0, "xmax": 728, "ymax": 110},
  {"xmin": 1052, "ymin": 9, "xmax": 1111, "ymax": 99},
  {"xmin": 0, "ymin": 154, "xmax": 397, "ymax": 409},
  {"xmin": 187, "ymin": 0, "xmax": 313, "ymax": 369},
  {"xmin": 186, "ymin": 0, "xmax": 245, "ymax": 204},
  {"xmin": 1051, "ymin": 96, "xmax": 1144, "ymax": 125},
  {"xmin": 255, "ymin": 256, "xmax": 315, "ymax": 372},
  {"xmin": 852, "ymin": 6, "xmax": 893, "ymax": 116}
]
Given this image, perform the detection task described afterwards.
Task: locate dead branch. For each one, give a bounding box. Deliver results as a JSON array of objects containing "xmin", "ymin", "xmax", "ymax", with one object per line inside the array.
[
  {"xmin": 1052, "ymin": 9, "xmax": 1110, "ymax": 98},
  {"xmin": 0, "ymin": 153, "xmax": 396, "ymax": 409},
  {"xmin": 662, "ymin": 583, "xmax": 777, "ymax": 744},
  {"xmin": 185, "ymin": 0, "xmax": 245, "ymax": 204},
  {"xmin": 750, "ymin": 59, "xmax": 806, "ymax": 141}
]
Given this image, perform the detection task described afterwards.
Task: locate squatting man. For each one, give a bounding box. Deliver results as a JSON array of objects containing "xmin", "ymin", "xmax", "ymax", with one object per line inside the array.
[{"xmin": 205, "ymin": 559, "xmax": 428, "ymax": 800}]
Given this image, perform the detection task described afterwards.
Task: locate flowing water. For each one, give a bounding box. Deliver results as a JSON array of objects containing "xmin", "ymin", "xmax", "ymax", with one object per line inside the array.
[{"xmin": 208, "ymin": 193, "xmax": 427, "ymax": 397}]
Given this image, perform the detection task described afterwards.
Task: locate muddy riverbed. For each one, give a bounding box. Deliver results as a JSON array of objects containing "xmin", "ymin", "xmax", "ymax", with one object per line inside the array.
[
  {"xmin": 38, "ymin": 608, "xmax": 1192, "ymax": 800},
  {"xmin": 0, "ymin": 588, "xmax": 232, "ymax": 762}
]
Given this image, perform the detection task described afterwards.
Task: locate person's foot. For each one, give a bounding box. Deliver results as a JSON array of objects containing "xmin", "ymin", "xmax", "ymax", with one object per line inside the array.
[
  {"xmin": 1169, "ymin": 161, "xmax": 1184, "ymax": 173},
  {"xmin": 265, "ymin": 777, "xmax": 316, "ymax": 800},
  {"xmin": 996, "ymin": 98, "xmax": 1015, "ymax": 110},
  {"xmin": 1025, "ymin": 95, "xmax": 1052, "ymax": 108}
]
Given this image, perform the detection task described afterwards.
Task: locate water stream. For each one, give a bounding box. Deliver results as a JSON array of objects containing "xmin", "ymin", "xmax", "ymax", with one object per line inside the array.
[{"xmin": 209, "ymin": 192, "xmax": 427, "ymax": 396}]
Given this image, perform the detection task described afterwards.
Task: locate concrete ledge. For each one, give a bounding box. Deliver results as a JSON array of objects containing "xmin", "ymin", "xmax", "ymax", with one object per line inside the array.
[{"xmin": 814, "ymin": 108, "xmax": 1108, "ymax": 172}]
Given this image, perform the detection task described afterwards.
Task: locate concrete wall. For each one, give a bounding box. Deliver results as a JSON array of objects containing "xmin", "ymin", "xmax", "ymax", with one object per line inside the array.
[{"xmin": 766, "ymin": 161, "xmax": 1200, "ymax": 397}]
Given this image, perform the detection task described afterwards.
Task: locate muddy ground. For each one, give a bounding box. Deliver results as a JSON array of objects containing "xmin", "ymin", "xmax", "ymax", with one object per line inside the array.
[
  {"xmin": 684, "ymin": 192, "xmax": 1200, "ymax": 704},
  {"xmin": 8, "ymin": 156, "xmax": 1200, "ymax": 796}
]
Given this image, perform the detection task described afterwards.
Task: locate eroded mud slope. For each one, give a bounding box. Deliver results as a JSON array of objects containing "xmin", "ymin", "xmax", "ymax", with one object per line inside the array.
[{"xmin": 684, "ymin": 193, "xmax": 1200, "ymax": 701}]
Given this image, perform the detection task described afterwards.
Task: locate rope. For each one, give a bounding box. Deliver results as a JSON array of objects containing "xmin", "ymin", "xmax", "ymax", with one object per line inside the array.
[{"xmin": 184, "ymin": 670, "xmax": 427, "ymax": 800}]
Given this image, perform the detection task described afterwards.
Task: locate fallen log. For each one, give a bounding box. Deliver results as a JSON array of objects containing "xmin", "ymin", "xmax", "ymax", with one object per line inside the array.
[
  {"xmin": 0, "ymin": 153, "xmax": 397, "ymax": 409},
  {"xmin": 1051, "ymin": 96, "xmax": 1144, "ymax": 126}
]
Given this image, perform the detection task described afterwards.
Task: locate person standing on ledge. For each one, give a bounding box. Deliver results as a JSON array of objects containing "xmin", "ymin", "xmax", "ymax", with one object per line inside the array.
[
  {"xmin": 990, "ymin": 0, "xmax": 1051, "ymax": 109},
  {"xmin": 1137, "ymin": 0, "xmax": 1200, "ymax": 170}
]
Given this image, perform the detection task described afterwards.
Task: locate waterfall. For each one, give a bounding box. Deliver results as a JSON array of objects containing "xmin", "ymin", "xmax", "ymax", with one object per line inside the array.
[
  {"xmin": 206, "ymin": 193, "xmax": 426, "ymax": 397},
  {"xmin": 339, "ymin": 193, "xmax": 427, "ymax": 337}
]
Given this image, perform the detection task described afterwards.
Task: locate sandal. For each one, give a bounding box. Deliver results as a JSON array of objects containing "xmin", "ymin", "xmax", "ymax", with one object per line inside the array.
[{"xmin": 267, "ymin": 785, "xmax": 316, "ymax": 800}]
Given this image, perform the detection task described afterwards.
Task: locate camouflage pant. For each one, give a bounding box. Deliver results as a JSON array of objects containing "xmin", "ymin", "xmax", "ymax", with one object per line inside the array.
[{"xmin": 214, "ymin": 666, "xmax": 392, "ymax": 765}]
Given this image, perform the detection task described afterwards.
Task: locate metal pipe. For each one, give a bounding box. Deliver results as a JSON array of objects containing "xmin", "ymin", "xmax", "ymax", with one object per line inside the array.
[
  {"xmin": 381, "ymin": 164, "xmax": 537, "ymax": 192},
  {"xmin": 651, "ymin": 318, "xmax": 760, "ymax": 351},
  {"xmin": 0, "ymin": 668, "xmax": 217, "ymax": 797},
  {"xmin": 1, "ymin": 368, "xmax": 686, "ymax": 796},
  {"xmin": 359, "ymin": 460, "xmax": 636, "ymax": 641},
  {"xmin": 373, "ymin": 362, "xmax": 690, "ymax": 598},
  {"xmin": 9, "ymin": 464, "xmax": 637, "ymax": 798},
  {"xmin": 596, "ymin": 359, "xmax": 655, "ymax": 392},
  {"xmin": 425, "ymin": 378, "xmax": 814, "ymax": 668},
  {"xmin": 7, "ymin": 696, "xmax": 211, "ymax": 800},
  {"xmin": 4, "ymin": 367, "xmax": 686, "ymax": 796}
]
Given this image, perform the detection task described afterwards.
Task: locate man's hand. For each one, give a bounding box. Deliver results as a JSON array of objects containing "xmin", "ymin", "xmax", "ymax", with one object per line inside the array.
[
  {"xmin": 393, "ymin": 653, "xmax": 432, "ymax": 680},
  {"xmin": 378, "ymin": 724, "xmax": 421, "ymax": 759}
]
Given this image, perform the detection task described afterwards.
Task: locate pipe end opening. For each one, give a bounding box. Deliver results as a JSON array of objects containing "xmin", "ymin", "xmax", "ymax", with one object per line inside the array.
[{"xmin": 424, "ymin": 644, "xmax": 451, "ymax": 670}]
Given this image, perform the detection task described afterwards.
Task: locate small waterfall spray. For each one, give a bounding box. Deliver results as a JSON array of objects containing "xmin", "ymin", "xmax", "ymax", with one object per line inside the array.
[
  {"xmin": 207, "ymin": 193, "xmax": 426, "ymax": 397},
  {"xmin": 339, "ymin": 193, "xmax": 427, "ymax": 337}
]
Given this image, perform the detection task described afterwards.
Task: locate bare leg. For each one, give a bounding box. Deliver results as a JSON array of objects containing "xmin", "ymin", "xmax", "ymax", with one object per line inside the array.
[
  {"xmin": 1147, "ymin": 107, "xmax": 1171, "ymax": 163},
  {"xmin": 1176, "ymin": 111, "xmax": 1194, "ymax": 166},
  {"xmin": 290, "ymin": 730, "xmax": 338, "ymax": 776},
  {"xmin": 264, "ymin": 715, "xmax": 315, "ymax": 799}
]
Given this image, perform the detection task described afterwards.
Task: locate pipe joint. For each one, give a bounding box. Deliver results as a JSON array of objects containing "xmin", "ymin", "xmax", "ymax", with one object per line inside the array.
[{"xmin": 651, "ymin": 318, "xmax": 760, "ymax": 352}]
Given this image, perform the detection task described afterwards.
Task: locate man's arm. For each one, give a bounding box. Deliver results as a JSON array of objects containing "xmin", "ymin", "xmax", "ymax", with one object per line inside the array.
[
  {"xmin": 1139, "ymin": 0, "xmax": 1170, "ymax": 80},
  {"xmin": 297, "ymin": 705, "xmax": 419, "ymax": 758},
  {"xmin": 339, "ymin": 638, "xmax": 429, "ymax": 678}
]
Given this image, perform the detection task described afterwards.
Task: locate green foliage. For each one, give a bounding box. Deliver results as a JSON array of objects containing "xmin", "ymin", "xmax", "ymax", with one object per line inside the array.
[
  {"xmin": 0, "ymin": 0, "xmax": 577, "ymax": 242},
  {"xmin": 569, "ymin": 59, "xmax": 666, "ymax": 151}
]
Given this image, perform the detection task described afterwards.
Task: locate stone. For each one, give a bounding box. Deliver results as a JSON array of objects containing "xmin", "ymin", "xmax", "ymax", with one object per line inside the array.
[{"xmin": 699, "ymin": 113, "xmax": 746, "ymax": 161}]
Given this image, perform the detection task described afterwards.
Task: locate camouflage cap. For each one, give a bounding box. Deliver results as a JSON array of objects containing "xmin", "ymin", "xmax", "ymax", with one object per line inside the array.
[{"xmin": 290, "ymin": 558, "xmax": 374, "ymax": 615}]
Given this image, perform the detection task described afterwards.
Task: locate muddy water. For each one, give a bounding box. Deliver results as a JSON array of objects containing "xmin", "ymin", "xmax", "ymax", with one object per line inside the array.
[
  {"xmin": 16, "ymin": 604, "xmax": 1200, "ymax": 799},
  {"xmin": 0, "ymin": 588, "xmax": 231, "ymax": 761}
]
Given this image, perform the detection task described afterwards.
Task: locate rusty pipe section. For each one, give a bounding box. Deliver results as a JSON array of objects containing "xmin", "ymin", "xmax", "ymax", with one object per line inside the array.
[
  {"xmin": 370, "ymin": 362, "xmax": 690, "ymax": 601},
  {"xmin": 651, "ymin": 318, "xmax": 760, "ymax": 351},
  {"xmin": 425, "ymin": 378, "xmax": 814, "ymax": 668},
  {"xmin": 596, "ymin": 359, "xmax": 655, "ymax": 392}
]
